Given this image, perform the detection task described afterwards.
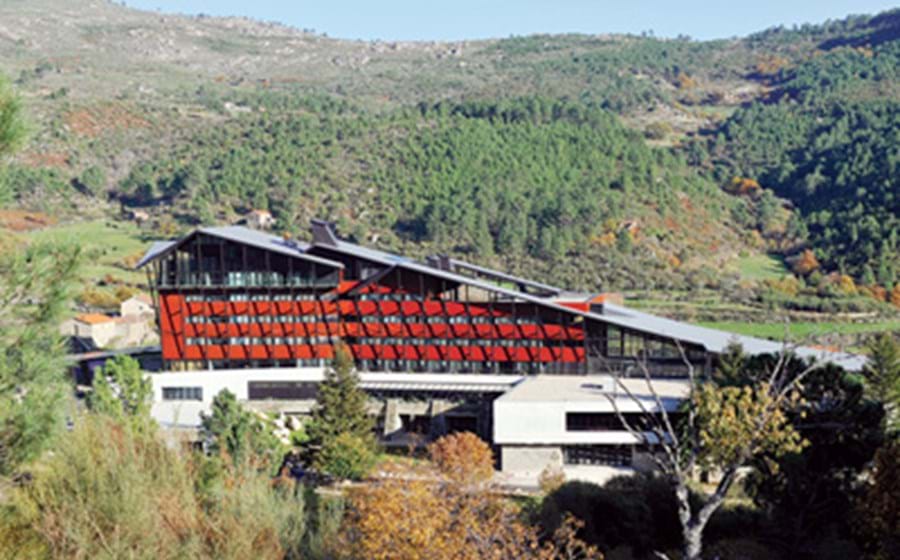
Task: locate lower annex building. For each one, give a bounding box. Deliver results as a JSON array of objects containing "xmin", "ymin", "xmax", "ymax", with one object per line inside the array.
[{"xmin": 137, "ymin": 220, "xmax": 864, "ymax": 480}]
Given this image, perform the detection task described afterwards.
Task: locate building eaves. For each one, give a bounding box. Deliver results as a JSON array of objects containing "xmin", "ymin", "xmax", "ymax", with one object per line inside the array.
[
  {"xmin": 444, "ymin": 257, "xmax": 563, "ymax": 296},
  {"xmin": 135, "ymin": 226, "xmax": 345, "ymax": 270},
  {"xmin": 135, "ymin": 240, "xmax": 176, "ymax": 269},
  {"xmin": 595, "ymin": 303, "xmax": 866, "ymax": 372},
  {"xmin": 200, "ymin": 226, "xmax": 343, "ymax": 269}
]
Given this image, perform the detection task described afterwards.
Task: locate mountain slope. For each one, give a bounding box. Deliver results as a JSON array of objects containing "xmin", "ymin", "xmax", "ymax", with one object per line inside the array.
[{"xmin": 0, "ymin": 0, "xmax": 898, "ymax": 298}]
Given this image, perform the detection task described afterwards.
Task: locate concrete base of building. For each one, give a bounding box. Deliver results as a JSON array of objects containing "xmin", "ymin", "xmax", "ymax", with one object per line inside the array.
[
  {"xmin": 497, "ymin": 465, "xmax": 640, "ymax": 491},
  {"xmin": 498, "ymin": 444, "xmax": 659, "ymax": 490},
  {"xmin": 501, "ymin": 445, "xmax": 563, "ymax": 474}
]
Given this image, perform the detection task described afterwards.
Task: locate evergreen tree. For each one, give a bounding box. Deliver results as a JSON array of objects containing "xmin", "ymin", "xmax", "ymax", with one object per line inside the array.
[
  {"xmin": 713, "ymin": 339, "xmax": 748, "ymax": 387},
  {"xmin": 87, "ymin": 355, "xmax": 154, "ymax": 434},
  {"xmin": 861, "ymin": 264, "xmax": 877, "ymax": 287},
  {"xmin": 307, "ymin": 344, "xmax": 375, "ymax": 465},
  {"xmin": 201, "ymin": 389, "xmax": 285, "ymax": 472},
  {"xmin": 0, "ymin": 73, "xmax": 26, "ymax": 159},
  {"xmin": 864, "ymin": 334, "xmax": 900, "ymax": 433},
  {"xmin": 0, "ymin": 241, "xmax": 80, "ymax": 476}
]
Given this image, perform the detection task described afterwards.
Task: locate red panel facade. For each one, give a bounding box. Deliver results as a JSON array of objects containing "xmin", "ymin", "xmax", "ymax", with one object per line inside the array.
[
  {"xmin": 147, "ymin": 228, "xmax": 597, "ymax": 373},
  {"xmin": 156, "ymin": 286, "xmax": 587, "ymax": 371}
]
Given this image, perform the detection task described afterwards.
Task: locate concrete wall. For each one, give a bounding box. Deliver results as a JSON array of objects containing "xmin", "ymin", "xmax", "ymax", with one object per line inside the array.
[
  {"xmin": 81, "ymin": 321, "xmax": 118, "ymax": 348},
  {"xmin": 149, "ymin": 369, "xmax": 517, "ymax": 429},
  {"xmin": 494, "ymin": 398, "xmax": 645, "ymax": 446},
  {"xmin": 150, "ymin": 367, "xmax": 328, "ymax": 428},
  {"xmin": 501, "ymin": 445, "xmax": 562, "ymax": 473},
  {"xmin": 121, "ymin": 298, "xmax": 154, "ymax": 318}
]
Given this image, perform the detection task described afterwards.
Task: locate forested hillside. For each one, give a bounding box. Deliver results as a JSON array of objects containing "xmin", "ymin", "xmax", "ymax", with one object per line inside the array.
[
  {"xmin": 117, "ymin": 97, "xmax": 739, "ymax": 289},
  {"xmin": 0, "ymin": 0, "xmax": 898, "ymax": 313},
  {"xmin": 695, "ymin": 28, "xmax": 899, "ymax": 284}
]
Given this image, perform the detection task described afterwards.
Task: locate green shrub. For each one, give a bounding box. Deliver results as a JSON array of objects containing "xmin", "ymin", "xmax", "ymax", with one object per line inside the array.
[
  {"xmin": 540, "ymin": 475, "xmax": 684, "ymax": 555},
  {"xmin": 317, "ymin": 432, "xmax": 377, "ymax": 481},
  {"xmin": 0, "ymin": 414, "xmax": 308, "ymax": 560},
  {"xmin": 643, "ymin": 121, "xmax": 672, "ymax": 140}
]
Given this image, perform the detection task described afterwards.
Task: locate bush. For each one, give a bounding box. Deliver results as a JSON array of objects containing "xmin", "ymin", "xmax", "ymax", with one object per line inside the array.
[
  {"xmin": 428, "ymin": 431, "xmax": 494, "ymax": 483},
  {"xmin": 541, "ymin": 475, "xmax": 684, "ymax": 555},
  {"xmin": 318, "ymin": 432, "xmax": 377, "ymax": 481},
  {"xmin": 538, "ymin": 464, "xmax": 566, "ymax": 495},
  {"xmin": 0, "ymin": 414, "xmax": 312, "ymax": 560},
  {"xmin": 643, "ymin": 121, "xmax": 672, "ymax": 140}
]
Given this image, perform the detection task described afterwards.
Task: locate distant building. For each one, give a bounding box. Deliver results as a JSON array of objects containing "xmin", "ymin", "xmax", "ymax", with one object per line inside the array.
[
  {"xmin": 120, "ymin": 293, "xmax": 154, "ymax": 318},
  {"xmin": 243, "ymin": 209, "xmax": 276, "ymax": 230},
  {"xmin": 61, "ymin": 293, "xmax": 158, "ymax": 350},
  {"xmin": 125, "ymin": 208, "xmax": 151, "ymax": 224},
  {"xmin": 62, "ymin": 313, "xmax": 119, "ymax": 348}
]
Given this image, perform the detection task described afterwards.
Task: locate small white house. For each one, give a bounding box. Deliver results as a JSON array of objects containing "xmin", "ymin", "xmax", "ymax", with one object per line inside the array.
[
  {"xmin": 120, "ymin": 294, "xmax": 154, "ymax": 318},
  {"xmin": 62, "ymin": 294, "xmax": 157, "ymax": 350},
  {"xmin": 61, "ymin": 313, "xmax": 119, "ymax": 348},
  {"xmin": 244, "ymin": 209, "xmax": 276, "ymax": 230}
]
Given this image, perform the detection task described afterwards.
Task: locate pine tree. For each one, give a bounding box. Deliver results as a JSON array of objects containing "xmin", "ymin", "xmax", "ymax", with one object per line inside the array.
[
  {"xmin": 713, "ymin": 339, "xmax": 747, "ymax": 387},
  {"xmin": 87, "ymin": 355, "xmax": 154, "ymax": 434},
  {"xmin": 307, "ymin": 344, "xmax": 374, "ymax": 460},
  {"xmin": 861, "ymin": 264, "xmax": 877, "ymax": 286},
  {"xmin": 864, "ymin": 334, "xmax": 900, "ymax": 433},
  {"xmin": 0, "ymin": 73, "xmax": 26, "ymax": 159},
  {"xmin": 201, "ymin": 389, "xmax": 284, "ymax": 471},
  {"xmin": 0, "ymin": 241, "xmax": 80, "ymax": 476}
]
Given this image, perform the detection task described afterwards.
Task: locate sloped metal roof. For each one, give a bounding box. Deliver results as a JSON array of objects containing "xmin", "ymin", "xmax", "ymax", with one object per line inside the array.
[
  {"xmin": 137, "ymin": 221, "xmax": 867, "ymax": 372},
  {"xmin": 312, "ymin": 228, "xmax": 866, "ymax": 371},
  {"xmin": 135, "ymin": 226, "xmax": 344, "ymax": 270},
  {"xmin": 135, "ymin": 240, "xmax": 176, "ymax": 269},
  {"xmin": 596, "ymin": 303, "xmax": 866, "ymax": 372}
]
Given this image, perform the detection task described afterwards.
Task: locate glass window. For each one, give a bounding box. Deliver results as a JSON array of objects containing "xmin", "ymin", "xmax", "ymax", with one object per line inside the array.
[
  {"xmin": 162, "ymin": 387, "xmax": 203, "ymax": 401},
  {"xmin": 606, "ymin": 327, "xmax": 622, "ymax": 357}
]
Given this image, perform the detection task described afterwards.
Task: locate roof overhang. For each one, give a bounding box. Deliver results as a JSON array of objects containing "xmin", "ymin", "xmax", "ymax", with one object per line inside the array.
[
  {"xmin": 134, "ymin": 226, "xmax": 344, "ymax": 271},
  {"xmin": 312, "ymin": 230, "xmax": 866, "ymax": 371}
]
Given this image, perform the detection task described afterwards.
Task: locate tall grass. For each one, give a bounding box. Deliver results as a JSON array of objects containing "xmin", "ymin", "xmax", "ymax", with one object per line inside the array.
[{"xmin": 0, "ymin": 415, "xmax": 320, "ymax": 559}]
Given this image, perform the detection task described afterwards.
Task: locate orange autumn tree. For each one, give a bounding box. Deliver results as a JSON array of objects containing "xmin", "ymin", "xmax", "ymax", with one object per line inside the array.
[
  {"xmin": 427, "ymin": 431, "xmax": 494, "ymax": 483},
  {"xmin": 340, "ymin": 433, "xmax": 601, "ymax": 560},
  {"xmin": 792, "ymin": 249, "xmax": 820, "ymax": 275},
  {"xmin": 729, "ymin": 176, "xmax": 761, "ymax": 196}
]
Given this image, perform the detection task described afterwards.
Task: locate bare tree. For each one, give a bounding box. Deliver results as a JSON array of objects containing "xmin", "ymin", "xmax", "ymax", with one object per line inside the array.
[{"xmin": 604, "ymin": 341, "xmax": 824, "ymax": 560}]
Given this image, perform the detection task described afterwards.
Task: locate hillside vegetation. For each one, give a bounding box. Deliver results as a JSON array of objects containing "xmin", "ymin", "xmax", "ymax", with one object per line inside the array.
[
  {"xmin": 0, "ymin": 0, "xmax": 897, "ymax": 325},
  {"xmin": 117, "ymin": 97, "xmax": 740, "ymax": 289},
  {"xmin": 695, "ymin": 35, "xmax": 899, "ymax": 282}
]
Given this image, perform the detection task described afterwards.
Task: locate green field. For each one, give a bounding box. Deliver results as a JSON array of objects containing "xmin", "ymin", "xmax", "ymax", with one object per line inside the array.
[
  {"xmin": 25, "ymin": 219, "xmax": 150, "ymax": 288},
  {"xmin": 732, "ymin": 253, "xmax": 789, "ymax": 281},
  {"xmin": 699, "ymin": 320, "xmax": 900, "ymax": 340}
]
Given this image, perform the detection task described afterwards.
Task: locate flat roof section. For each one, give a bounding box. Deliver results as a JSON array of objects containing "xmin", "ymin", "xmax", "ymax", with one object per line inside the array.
[{"xmin": 496, "ymin": 374, "xmax": 691, "ymax": 405}]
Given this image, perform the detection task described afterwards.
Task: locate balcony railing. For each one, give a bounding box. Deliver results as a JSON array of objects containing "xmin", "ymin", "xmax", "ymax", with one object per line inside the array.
[{"xmin": 162, "ymin": 271, "xmax": 338, "ymax": 288}]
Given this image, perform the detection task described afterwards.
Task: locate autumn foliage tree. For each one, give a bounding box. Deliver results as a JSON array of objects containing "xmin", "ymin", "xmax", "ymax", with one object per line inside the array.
[
  {"xmin": 792, "ymin": 249, "xmax": 820, "ymax": 275},
  {"xmin": 427, "ymin": 431, "xmax": 494, "ymax": 483},
  {"xmin": 340, "ymin": 433, "xmax": 601, "ymax": 560}
]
